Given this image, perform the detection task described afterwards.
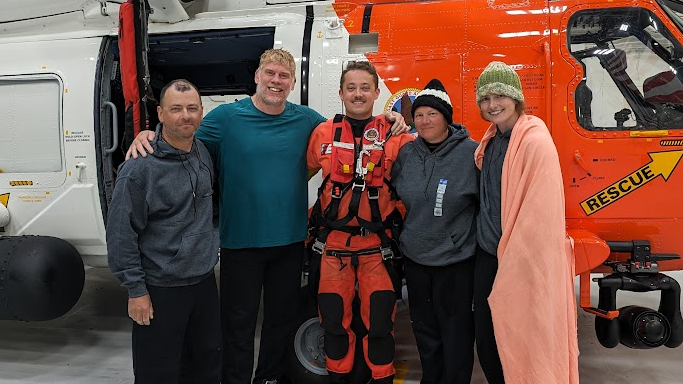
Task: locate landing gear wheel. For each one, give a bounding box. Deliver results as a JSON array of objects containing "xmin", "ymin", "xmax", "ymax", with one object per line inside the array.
[{"xmin": 283, "ymin": 286, "xmax": 371, "ymax": 384}]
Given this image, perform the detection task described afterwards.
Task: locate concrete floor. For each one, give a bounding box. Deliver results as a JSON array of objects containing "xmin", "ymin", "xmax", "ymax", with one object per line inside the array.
[{"xmin": 0, "ymin": 268, "xmax": 681, "ymax": 383}]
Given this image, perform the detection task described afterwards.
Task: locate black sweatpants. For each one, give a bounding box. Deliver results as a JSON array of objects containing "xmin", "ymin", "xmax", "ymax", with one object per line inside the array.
[
  {"xmin": 404, "ymin": 257, "xmax": 475, "ymax": 384},
  {"xmin": 220, "ymin": 242, "xmax": 304, "ymax": 384},
  {"xmin": 473, "ymin": 247, "xmax": 505, "ymax": 384},
  {"xmin": 132, "ymin": 273, "xmax": 221, "ymax": 384}
]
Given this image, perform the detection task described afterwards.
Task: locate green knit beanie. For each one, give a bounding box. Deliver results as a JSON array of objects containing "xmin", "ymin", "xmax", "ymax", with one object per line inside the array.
[{"xmin": 475, "ymin": 61, "xmax": 524, "ymax": 104}]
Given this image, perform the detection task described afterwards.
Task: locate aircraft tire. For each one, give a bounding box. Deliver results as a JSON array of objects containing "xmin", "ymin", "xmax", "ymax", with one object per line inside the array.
[
  {"xmin": 283, "ymin": 286, "xmax": 371, "ymax": 384},
  {"xmin": 0, "ymin": 235, "xmax": 84, "ymax": 321}
]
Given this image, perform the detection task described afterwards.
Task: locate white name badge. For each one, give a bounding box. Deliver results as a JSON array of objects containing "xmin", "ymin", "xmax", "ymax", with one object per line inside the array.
[{"xmin": 434, "ymin": 179, "xmax": 447, "ymax": 216}]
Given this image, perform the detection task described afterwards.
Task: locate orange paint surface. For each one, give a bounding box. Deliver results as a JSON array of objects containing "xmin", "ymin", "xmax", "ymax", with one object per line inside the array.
[{"xmin": 335, "ymin": 0, "xmax": 683, "ymax": 272}]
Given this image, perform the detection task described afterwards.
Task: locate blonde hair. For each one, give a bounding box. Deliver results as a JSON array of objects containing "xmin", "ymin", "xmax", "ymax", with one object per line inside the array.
[{"xmin": 258, "ymin": 49, "xmax": 296, "ymax": 78}]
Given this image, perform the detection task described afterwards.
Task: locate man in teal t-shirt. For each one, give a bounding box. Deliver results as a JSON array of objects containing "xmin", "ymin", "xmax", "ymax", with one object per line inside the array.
[
  {"xmin": 127, "ymin": 49, "xmax": 405, "ymax": 384},
  {"xmin": 198, "ymin": 95, "xmax": 325, "ymax": 249},
  {"xmin": 200, "ymin": 67, "xmax": 325, "ymax": 384}
]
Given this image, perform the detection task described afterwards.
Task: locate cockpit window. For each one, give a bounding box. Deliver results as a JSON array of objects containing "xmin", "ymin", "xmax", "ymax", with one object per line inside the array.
[
  {"xmin": 658, "ymin": 0, "xmax": 683, "ymax": 33},
  {"xmin": 569, "ymin": 7, "xmax": 683, "ymax": 131}
]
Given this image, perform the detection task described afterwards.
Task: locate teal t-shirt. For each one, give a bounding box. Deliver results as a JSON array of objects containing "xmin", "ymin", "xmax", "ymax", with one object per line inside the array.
[{"xmin": 196, "ymin": 98, "xmax": 326, "ymax": 249}]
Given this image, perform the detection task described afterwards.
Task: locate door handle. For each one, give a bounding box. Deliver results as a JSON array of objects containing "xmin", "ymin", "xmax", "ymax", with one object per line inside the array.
[
  {"xmin": 75, "ymin": 162, "xmax": 87, "ymax": 182},
  {"xmin": 103, "ymin": 101, "xmax": 119, "ymax": 155}
]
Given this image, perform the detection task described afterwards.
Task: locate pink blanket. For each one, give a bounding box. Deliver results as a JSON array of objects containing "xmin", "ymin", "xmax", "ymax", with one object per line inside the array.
[{"xmin": 475, "ymin": 114, "xmax": 579, "ymax": 384}]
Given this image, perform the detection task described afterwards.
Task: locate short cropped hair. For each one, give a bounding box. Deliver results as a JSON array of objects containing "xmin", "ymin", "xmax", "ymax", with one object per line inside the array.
[
  {"xmin": 159, "ymin": 79, "xmax": 201, "ymax": 106},
  {"xmin": 258, "ymin": 49, "xmax": 297, "ymax": 78},
  {"xmin": 340, "ymin": 61, "xmax": 379, "ymax": 89}
]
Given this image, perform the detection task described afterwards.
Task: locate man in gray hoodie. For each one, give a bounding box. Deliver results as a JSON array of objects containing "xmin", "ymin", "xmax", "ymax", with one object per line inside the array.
[
  {"xmin": 391, "ymin": 79, "xmax": 480, "ymax": 384},
  {"xmin": 107, "ymin": 79, "xmax": 220, "ymax": 383}
]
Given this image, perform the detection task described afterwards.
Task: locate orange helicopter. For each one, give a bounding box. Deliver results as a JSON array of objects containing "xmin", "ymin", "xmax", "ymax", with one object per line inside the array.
[{"xmin": 329, "ymin": 0, "xmax": 683, "ymax": 352}]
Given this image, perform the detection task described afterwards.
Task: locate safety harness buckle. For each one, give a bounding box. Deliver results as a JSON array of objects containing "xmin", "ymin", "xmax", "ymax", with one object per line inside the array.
[
  {"xmin": 312, "ymin": 239, "xmax": 326, "ymax": 255},
  {"xmin": 359, "ymin": 227, "xmax": 371, "ymax": 236},
  {"xmin": 367, "ymin": 188, "xmax": 379, "ymax": 200},
  {"xmin": 380, "ymin": 247, "xmax": 394, "ymax": 261},
  {"xmin": 352, "ymin": 180, "xmax": 366, "ymax": 192},
  {"xmin": 331, "ymin": 184, "xmax": 342, "ymax": 199}
]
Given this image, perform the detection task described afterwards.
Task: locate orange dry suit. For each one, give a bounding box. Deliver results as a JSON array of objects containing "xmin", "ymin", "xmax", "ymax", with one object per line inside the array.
[{"xmin": 306, "ymin": 114, "xmax": 413, "ymax": 381}]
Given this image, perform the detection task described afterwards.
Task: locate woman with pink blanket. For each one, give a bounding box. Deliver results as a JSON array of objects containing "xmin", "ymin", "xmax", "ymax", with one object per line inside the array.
[{"xmin": 473, "ymin": 61, "xmax": 579, "ymax": 384}]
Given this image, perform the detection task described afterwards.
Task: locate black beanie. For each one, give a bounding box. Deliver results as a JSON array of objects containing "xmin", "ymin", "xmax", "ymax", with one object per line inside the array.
[{"xmin": 411, "ymin": 79, "xmax": 453, "ymax": 123}]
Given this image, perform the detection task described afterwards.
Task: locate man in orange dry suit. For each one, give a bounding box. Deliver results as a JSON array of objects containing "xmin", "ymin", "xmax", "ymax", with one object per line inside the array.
[{"xmin": 306, "ymin": 61, "xmax": 414, "ymax": 384}]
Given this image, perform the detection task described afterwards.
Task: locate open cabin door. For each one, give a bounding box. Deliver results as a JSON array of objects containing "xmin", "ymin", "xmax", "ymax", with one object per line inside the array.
[{"xmin": 98, "ymin": 0, "xmax": 153, "ymax": 223}]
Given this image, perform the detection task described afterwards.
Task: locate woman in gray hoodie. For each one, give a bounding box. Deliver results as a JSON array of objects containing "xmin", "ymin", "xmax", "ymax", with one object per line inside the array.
[{"xmin": 391, "ymin": 79, "xmax": 480, "ymax": 384}]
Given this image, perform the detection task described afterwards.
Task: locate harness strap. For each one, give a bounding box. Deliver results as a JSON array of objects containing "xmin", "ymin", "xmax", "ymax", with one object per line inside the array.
[
  {"xmin": 325, "ymin": 181, "xmax": 344, "ymax": 220},
  {"xmin": 328, "ymin": 247, "xmax": 386, "ymax": 270},
  {"xmin": 326, "ymin": 247, "xmax": 402, "ymax": 294},
  {"xmin": 384, "ymin": 177, "xmax": 398, "ymax": 200},
  {"xmin": 308, "ymin": 115, "xmax": 398, "ymax": 255},
  {"xmin": 327, "ymin": 248, "xmax": 385, "ymax": 257},
  {"xmin": 384, "ymin": 257, "xmax": 402, "ymax": 296}
]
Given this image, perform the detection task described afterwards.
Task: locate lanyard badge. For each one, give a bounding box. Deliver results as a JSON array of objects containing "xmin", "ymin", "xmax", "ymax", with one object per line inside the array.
[{"xmin": 434, "ymin": 178, "xmax": 447, "ymax": 217}]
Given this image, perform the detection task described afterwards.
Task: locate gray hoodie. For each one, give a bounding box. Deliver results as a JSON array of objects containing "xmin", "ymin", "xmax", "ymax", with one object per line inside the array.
[
  {"xmin": 107, "ymin": 124, "xmax": 218, "ymax": 297},
  {"xmin": 391, "ymin": 124, "xmax": 480, "ymax": 266}
]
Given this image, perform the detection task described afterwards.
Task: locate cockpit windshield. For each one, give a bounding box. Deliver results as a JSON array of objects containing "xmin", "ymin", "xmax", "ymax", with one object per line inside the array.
[{"xmin": 569, "ymin": 5, "xmax": 683, "ymax": 131}]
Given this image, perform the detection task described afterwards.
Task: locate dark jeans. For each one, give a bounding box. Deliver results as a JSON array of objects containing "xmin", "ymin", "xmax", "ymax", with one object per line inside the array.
[
  {"xmin": 473, "ymin": 247, "xmax": 505, "ymax": 384},
  {"xmin": 220, "ymin": 242, "xmax": 304, "ymax": 384},
  {"xmin": 404, "ymin": 257, "xmax": 475, "ymax": 384},
  {"xmin": 132, "ymin": 273, "xmax": 221, "ymax": 384}
]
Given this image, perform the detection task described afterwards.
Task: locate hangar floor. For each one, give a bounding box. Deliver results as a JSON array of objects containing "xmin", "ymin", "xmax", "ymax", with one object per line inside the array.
[{"xmin": 0, "ymin": 268, "xmax": 681, "ymax": 383}]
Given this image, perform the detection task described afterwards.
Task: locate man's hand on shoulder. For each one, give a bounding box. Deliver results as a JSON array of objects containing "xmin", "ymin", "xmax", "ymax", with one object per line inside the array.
[
  {"xmin": 128, "ymin": 294, "xmax": 154, "ymax": 325},
  {"xmin": 125, "ymin": 130, "xmax": 157, "ymax": 160},
  {"xmin": 384, "ymin": 111, "xmax": 410, "ymax": 136}
]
